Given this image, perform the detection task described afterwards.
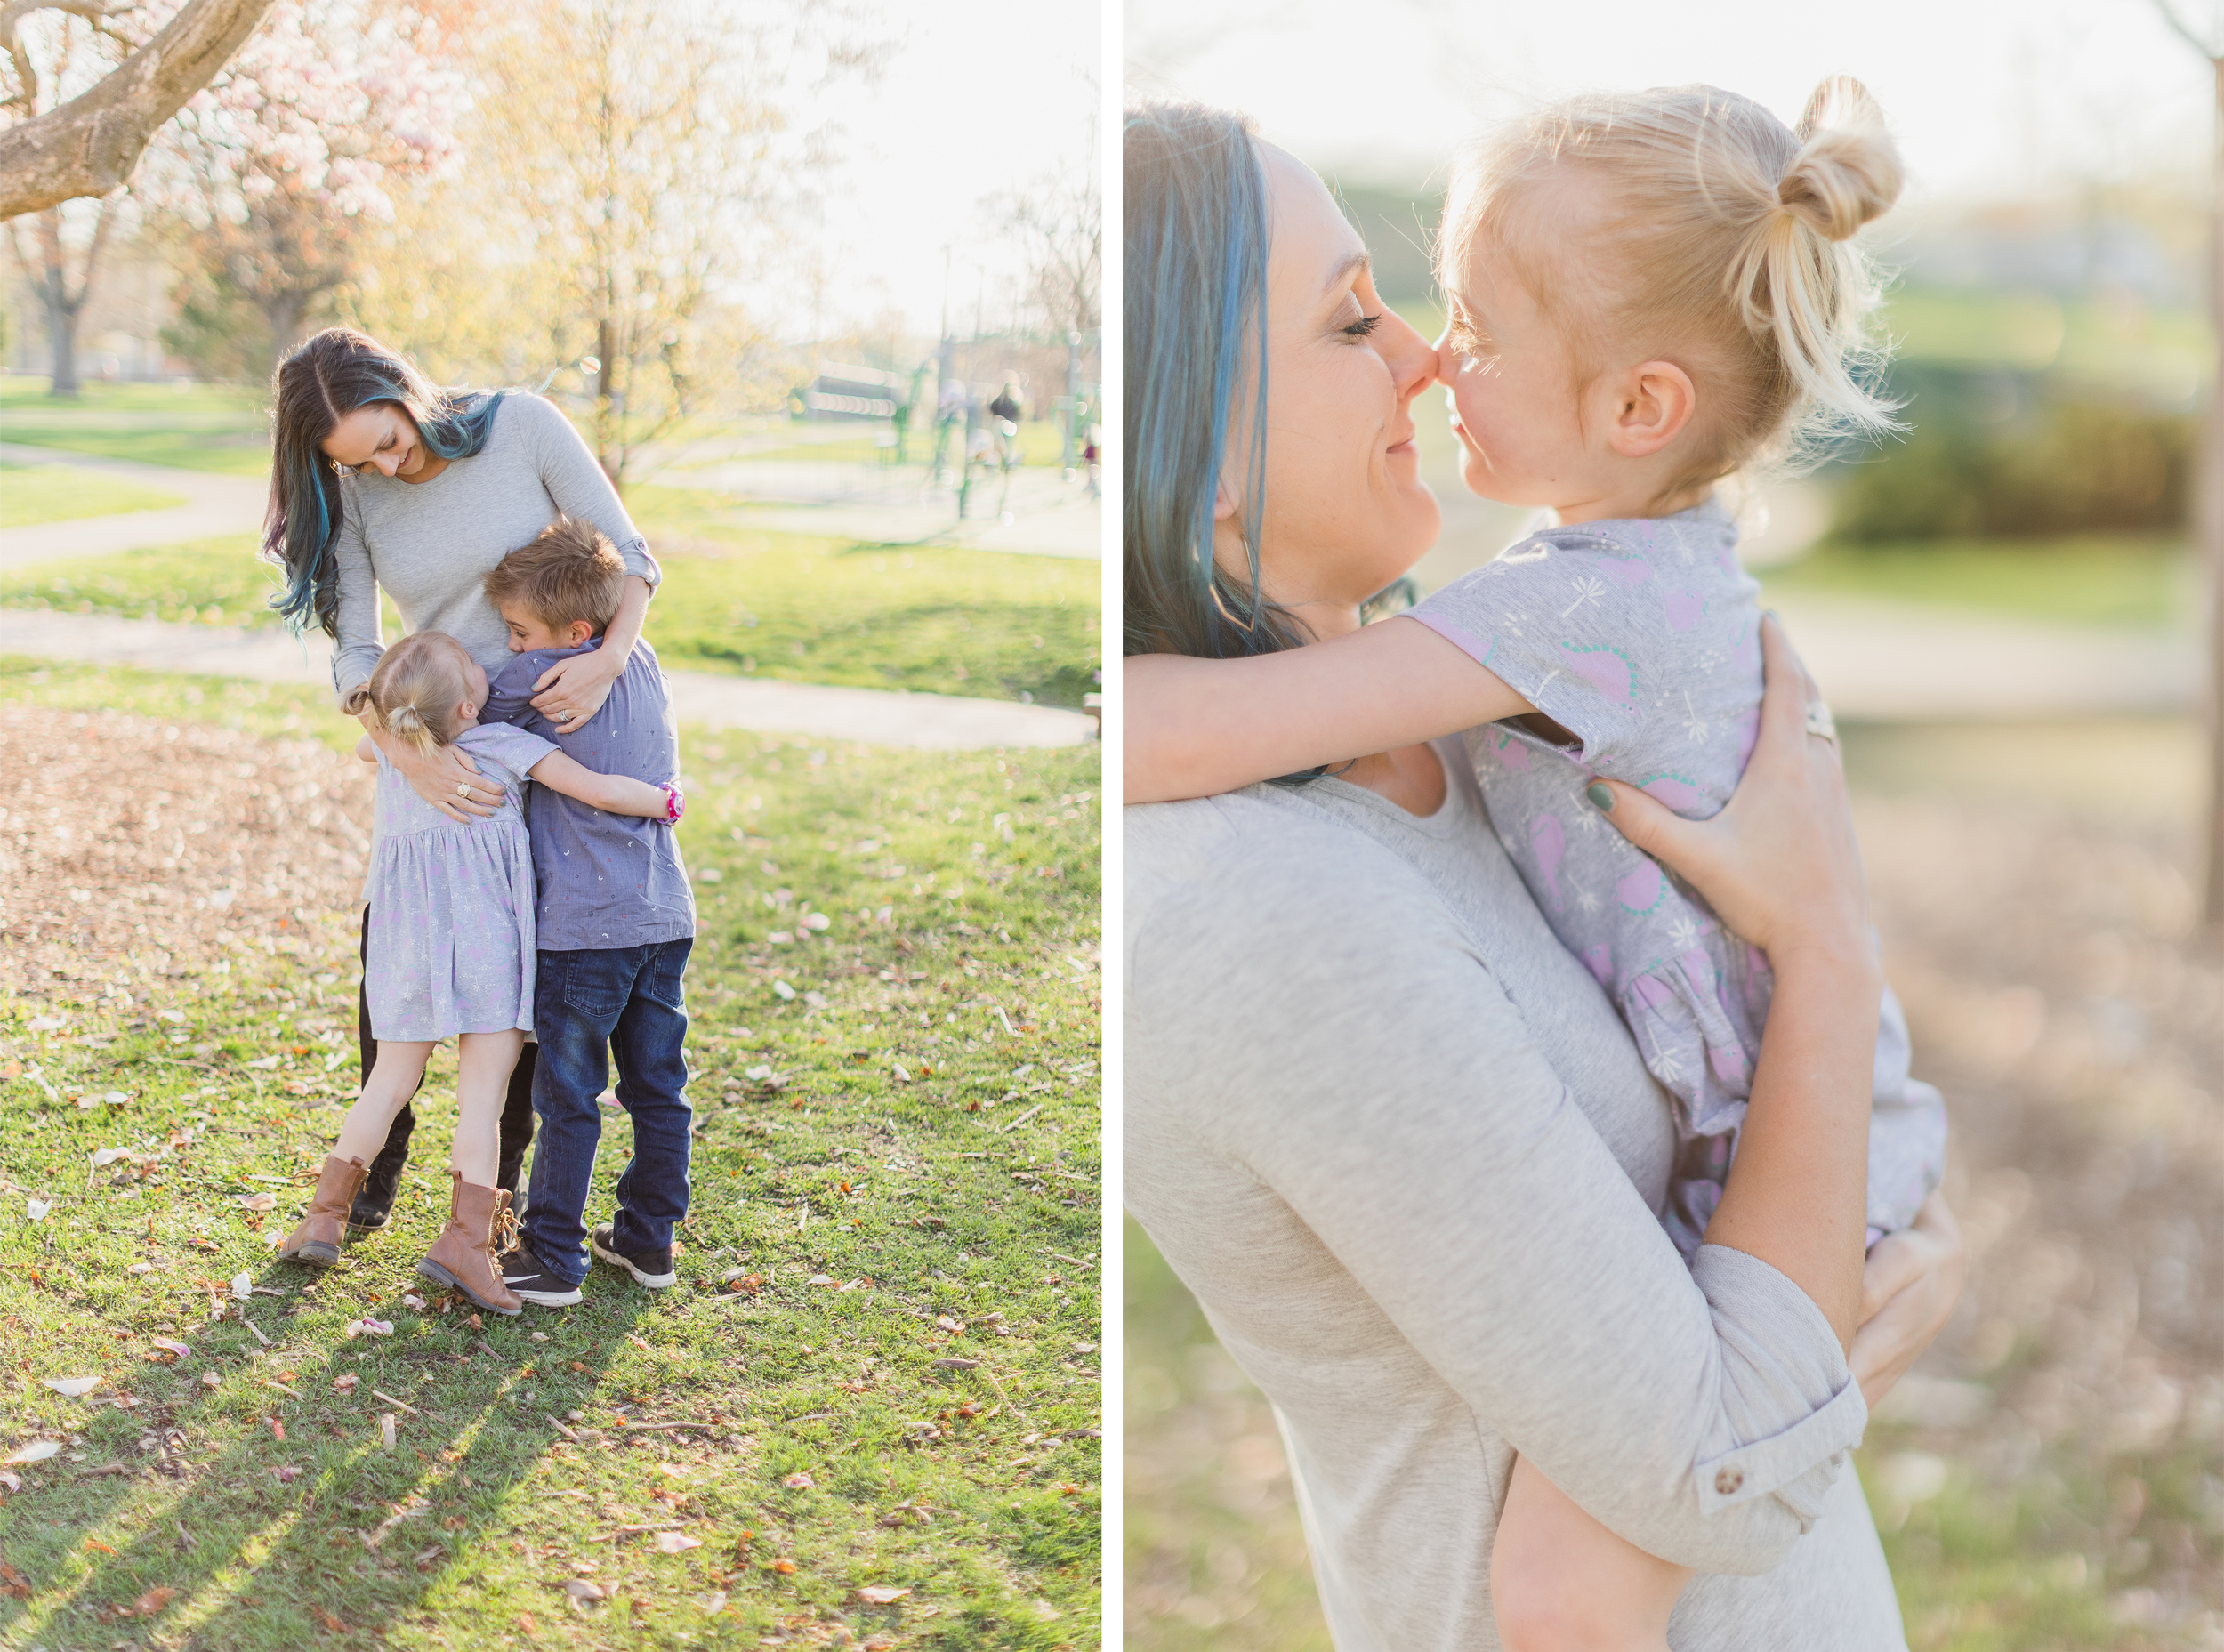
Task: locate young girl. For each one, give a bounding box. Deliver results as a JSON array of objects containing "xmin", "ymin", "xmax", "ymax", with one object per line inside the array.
[
  {"xmin": 278, "ymin": 630, "xmax": 681, "ymax": 1314},
  {"xmin": 1125, "ymin": 79, "xmax": 1947, "ymax": 1650}
]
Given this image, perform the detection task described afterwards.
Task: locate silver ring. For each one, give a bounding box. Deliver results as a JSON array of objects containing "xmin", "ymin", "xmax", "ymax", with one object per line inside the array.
[{"xmin": 1803, "ymin": 700, "xmax": 1839, "ymax": 744}]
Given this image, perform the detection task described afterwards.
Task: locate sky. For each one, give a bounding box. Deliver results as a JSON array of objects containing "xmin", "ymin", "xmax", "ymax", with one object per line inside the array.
[
  {"xmin": 808, "ymin": 2, "xmax": 1101, "ymax": 340},
  {"xmin": 1124, "ymin": 0, "xmax": 2213, "ymax": 204}
]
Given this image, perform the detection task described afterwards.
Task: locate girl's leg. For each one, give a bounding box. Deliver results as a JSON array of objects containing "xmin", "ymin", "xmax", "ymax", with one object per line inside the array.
[
  {"xmin": 1492, "ymin": 1454, "xmax": 1690, "ymax": 1652},
  {"xmin": 333, "ymin": 1041, "xmax": 436, "ymax": 1166},
  {"xmin": 452, "ymin": 1031, "xmax": 528, "ymax": 1189},
  {"xmin": 420, "ymin": 1031, "xmax": 528, "ymax": 1316},
  {"xmin": 353, "ymin": 907, "xmax": 422, "ymax": 1230},
  {"xmin": 495, "ymin": 1041, "xmax": 537, "ymax": 1201}
]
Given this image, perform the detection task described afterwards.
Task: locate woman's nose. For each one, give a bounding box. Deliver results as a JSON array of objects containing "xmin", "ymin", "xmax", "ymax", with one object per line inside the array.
[{"xmin": 1379, "ymin": 310, "xmax": 1438, "ymax": 401}]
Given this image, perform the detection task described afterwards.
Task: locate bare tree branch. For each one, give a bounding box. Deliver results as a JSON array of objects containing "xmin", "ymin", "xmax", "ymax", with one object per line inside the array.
[
  {"xmin": 2153, "ymin": 0, "xmax": 2224, "ymax": 60},
  {"xmin": 0, "ymin": 0, "xmax": 272, "ymax": 220}
]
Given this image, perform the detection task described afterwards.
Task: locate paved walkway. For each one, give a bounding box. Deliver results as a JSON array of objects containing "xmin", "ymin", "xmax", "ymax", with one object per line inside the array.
[
  {"xmin": 0, "ymin": 442, "xmax": 266, "ymax": 570},
  {"xmin": 0, "ymin": 609, "xmax": 1095, "ymax": 749}
]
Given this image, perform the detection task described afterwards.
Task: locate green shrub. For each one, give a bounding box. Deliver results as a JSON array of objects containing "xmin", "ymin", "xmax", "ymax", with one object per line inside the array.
[{"xmin": 1829, "ymin": 370, "xmax": 2193, "ymax": 542}]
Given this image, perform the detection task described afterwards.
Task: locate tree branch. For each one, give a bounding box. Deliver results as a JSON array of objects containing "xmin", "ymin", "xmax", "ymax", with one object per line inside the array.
[
  {"xmin": 0, "ymin": 0, "xmax": 273, "ymax": 220},
  {"xmin": 2153, "ymin": 0, "xmax": 2224, "ymax": 60}
]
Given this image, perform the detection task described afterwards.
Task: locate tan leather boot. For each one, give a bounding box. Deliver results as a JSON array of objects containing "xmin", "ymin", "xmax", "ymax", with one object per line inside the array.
[
  {"xmin": 276, "ymin": 1156, "xmax": 368, "ymax": 1267},
  {"xmin": 416, "ymin": 1172, "xmax": 522, "ymax": 1315}
]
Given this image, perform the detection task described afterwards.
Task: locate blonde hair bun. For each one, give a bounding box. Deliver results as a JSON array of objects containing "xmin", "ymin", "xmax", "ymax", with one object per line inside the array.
[{"xmin": 1777, "ymin": 77, "xmax": 1904, "ymax": 244}]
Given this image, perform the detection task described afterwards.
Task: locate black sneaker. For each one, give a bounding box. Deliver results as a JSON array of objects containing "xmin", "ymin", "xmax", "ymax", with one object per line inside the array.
[
  {"xmin": 501, "ymin": 1241, "xmax": 583, "ymax": 1308},
  {"xmin": 590, "ymin": 1224, "xmax": 675, "ymax": 1289}
]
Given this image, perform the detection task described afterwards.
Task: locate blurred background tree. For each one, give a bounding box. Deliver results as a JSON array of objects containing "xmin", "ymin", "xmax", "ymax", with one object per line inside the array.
[{"xmin": 139, "ymin": 0, "xmax": 464, "ymax": 380}]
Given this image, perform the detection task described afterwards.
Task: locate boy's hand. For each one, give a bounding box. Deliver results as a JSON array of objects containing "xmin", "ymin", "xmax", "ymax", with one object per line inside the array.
[{"xmin": 531, "ymin": 647, "xmax": 623, "ymax": 733}]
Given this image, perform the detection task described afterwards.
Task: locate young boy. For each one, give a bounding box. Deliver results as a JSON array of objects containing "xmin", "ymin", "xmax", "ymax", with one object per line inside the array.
[{"xmin": 478, "ymin": 515, "xmax": 696, "ymax": 1306}]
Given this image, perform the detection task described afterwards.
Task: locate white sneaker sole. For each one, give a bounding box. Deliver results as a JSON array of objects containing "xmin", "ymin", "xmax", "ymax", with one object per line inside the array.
[{"xmin": 591, "ymin": 1234, "xmax": 675, "ymax": 1288}]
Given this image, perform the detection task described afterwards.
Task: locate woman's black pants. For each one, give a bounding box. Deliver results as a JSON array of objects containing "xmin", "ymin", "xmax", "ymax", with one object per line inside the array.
[{"xmin": 355, "ymin": 910, "xmax": 537, "ymax": 1206}]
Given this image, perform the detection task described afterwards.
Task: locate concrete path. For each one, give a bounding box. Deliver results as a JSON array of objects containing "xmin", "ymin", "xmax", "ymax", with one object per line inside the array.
[
  {"xmin": 0, "ymin": 609, "xmax": 1096, "ymax": 751},
  {"xmin": 652, "ymin": 456, "xmax": 1103, "ymax": 560},
  {"xmin": 0, "ymin": 442, "xmax": 266, "ymax": 570},
  {"xmin": 1766, "ymin": 591, "xmax": 2204, "ymax": 721}
]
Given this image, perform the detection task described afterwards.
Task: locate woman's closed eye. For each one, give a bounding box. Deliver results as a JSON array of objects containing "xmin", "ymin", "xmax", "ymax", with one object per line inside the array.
[{"xmin": 1342, "ymin": 310, "xmax": 1383, "ymax": 340}]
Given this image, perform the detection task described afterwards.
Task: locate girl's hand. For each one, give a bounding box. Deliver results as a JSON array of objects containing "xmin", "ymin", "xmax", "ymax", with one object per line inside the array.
[
  {"xmin": 529, "ymin": 646, "xmax": 622, "ymax": 733},
  {"xmin": 1849, "ymin": 1191, "xmax": 1968, "ymax": 1408},
  {"xmin": 380, "ymin": 730, "xmax": 501, "ymax": 824},
  {"xmin": 1583, "ymin": 614, "xmax": 1869, "ymax": 966}
]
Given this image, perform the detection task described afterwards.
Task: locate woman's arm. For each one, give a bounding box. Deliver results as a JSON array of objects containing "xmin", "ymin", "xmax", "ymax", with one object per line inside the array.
[
  {"xmin": 527, "ymin": 576, "xmax": 650, "ymax": 729},
  {"xmin": 1583, "ymin": 617, "xmax": 1879, "ymax": 1347},
  {"xmin": 525, "ymin": 749, "xmax": 673, "ymax": 818},
  {"xmin": 1124, "ymin": 616, "xmax": 1532, "ymax": 802},
  {"xmin": 353, "ymin": 708, "xmax": 500, "ymax": 823}
]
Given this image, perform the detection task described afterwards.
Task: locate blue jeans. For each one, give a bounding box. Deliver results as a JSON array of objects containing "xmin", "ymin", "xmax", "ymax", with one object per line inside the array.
[{"xmin": 520, "ymin": 939, "xmax": 693, "ymax": 1285}]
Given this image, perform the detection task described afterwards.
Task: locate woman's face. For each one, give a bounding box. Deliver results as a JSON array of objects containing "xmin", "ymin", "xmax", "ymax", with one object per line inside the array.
[
  {"xmin": 1218, "ymin": 144, "xmax": 1440, "ymax": 638},
  {"xmin": 322, "ymin": 403, "xmax": 431, "ymax": 479}
]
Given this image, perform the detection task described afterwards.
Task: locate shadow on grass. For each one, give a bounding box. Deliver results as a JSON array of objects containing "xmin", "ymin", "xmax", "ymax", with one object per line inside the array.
[{"xmin": 0, "ymin": 1238, "xmax": 654, "ymax": 1649}]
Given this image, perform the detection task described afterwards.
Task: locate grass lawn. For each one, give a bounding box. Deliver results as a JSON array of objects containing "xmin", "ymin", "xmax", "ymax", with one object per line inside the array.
[
  {"xmin": 0, "ymin": 460, "xmax": 186, "ymax": 529},
  {"xmin": 0, "ymin": 377, "xmax": 271, "ymax": 476},
  {"xmin": 0, "ymin": 657, "xmax": 1102, "ymax": 1650},
  {"xmin": 0, "ymin": 494, "xmax": 1101, "ymax": 708},
  {"xmin": 1759, "ymin": 533, "xmax": 2196, "ymax": 632}
]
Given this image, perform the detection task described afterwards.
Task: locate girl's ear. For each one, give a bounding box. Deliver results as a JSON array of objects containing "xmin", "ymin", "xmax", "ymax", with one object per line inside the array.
[{"xmin": 1610, "ymin": 360, "xmax": 1698, "ymax": 458}]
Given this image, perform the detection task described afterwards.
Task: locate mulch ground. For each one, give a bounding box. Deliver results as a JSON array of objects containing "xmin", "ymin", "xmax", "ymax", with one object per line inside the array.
[{"xmin": 0, "ymin": 705, "xmax": 371, "ymax": 1003}]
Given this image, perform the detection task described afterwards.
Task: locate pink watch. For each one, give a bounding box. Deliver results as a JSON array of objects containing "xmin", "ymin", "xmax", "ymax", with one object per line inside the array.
[{"xmin": 659, "ymin": 782, "xmax": 684, "ymax": 825}]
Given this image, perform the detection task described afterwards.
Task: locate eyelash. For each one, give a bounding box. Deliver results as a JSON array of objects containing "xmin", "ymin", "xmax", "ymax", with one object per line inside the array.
[{"xmin": 1343, "ymin": 312, "xmax": 1383, "ymax": 339}]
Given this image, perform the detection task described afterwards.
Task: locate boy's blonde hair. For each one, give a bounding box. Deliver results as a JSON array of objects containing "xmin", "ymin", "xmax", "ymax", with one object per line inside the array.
[
  {"xmin": 1438, "ymin": 77, "xmax": 1904, "ymax": 488},
  {"xmin": 482, "ymin": 515, "xmax": 625, "ymax": 637},
  {"xmin": 342, "ymin": 631, "xmax": 476, "ymax": 757}
]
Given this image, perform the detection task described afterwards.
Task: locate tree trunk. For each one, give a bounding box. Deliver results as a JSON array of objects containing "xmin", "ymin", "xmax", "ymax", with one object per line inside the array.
[
  {"xmin": 2205, "ymin": 55, "xmax": 2224, "ymax": 931},
  {"xmin": 42, "ymin": 277, "xmax": 81, "ymax": 397},
  {"xmin": 264, "ymin": 291, "xmax": 307, "ymax": 379}
]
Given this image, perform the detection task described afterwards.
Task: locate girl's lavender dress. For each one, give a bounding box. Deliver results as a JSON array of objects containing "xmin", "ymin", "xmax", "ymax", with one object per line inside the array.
[
  {"xmin": 361, "ymin": 721, "xmax": 558, "ymax": 1042},
  {"xmin": 1411, "ymin": 496, "xmax": 1948, "ymax": 1256}
]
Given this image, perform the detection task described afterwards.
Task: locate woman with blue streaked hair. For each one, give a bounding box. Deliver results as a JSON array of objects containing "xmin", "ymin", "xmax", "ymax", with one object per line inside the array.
[
  {"xmin": 1121, "ymin": 103, "xmax": 1965, "ymax": 1649},
  {"xmin": 263, "ymin": 326, "xmax": 662, "ymax": 1236}
]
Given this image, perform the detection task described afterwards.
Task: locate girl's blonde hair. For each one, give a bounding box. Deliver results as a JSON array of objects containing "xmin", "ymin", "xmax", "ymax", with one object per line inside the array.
[
  {"xmin": 1437, "ymin": 77, "xmax": 1904, "ymax": 487},
  {"xmin": 342, "ymin": 631, "xmax": 475, "ymax": 757}
]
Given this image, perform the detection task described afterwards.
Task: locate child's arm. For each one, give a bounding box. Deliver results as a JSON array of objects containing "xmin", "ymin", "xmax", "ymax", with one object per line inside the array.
[
  {"xmin": 1124, "ymin": 616, "xmax": 1534, "ymax": 802},
  {"xmin": 355, "ymin": 735, "xmax": 377, "ymax": 764},
  {"xmin": 524, "ymin": 751, "xmax": 675, "ymax": 819}
]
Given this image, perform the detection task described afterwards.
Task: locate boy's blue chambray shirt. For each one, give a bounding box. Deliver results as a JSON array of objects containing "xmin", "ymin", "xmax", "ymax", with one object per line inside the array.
[{"xmin": 484, "ymin": 637, "xmax": 695, "ymax": 951}]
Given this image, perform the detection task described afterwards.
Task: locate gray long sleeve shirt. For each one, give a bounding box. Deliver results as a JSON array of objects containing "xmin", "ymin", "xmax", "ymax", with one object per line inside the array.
[
  {"xmin": 1124, "ymin": 738, "xmax": 1906, "ymax": 1652},
  {"xmin": 329, "ymin": 392, "xmax": 658, "ymax": 702}
]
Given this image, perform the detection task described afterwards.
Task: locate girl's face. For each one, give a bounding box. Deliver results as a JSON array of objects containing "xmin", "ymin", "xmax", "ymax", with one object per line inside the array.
[
  {"xmin": 1437, "ymin": 241, "xmax": 1597, "ymax": 512},
  {"xmin": 1218, "ymin": 143, "xmax": 1440, "ymax": 637},
  {"xmin": 323, "ymin": 403, "xmax": 432, "ymax": 479}
]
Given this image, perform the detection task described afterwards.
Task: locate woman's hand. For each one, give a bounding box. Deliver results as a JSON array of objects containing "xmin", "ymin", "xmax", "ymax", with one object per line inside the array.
[
  {"xmin": 1584, "ymin": 614, "xmax": 1869, "ymax": 966},
  {"xmin": 375, "ymin": 726, "xmax": 501, "ymax": 824},
  {"xmin": 529, "ymin": 646, "xmax": 622, "ymax": 733},
  {"xmin": 1849, "ymin": 1191, "xmax": 1967, "ymax": 1408}
]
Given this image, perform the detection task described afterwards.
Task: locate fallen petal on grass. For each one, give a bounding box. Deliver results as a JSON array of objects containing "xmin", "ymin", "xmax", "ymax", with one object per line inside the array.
[
  {"xmin": 855, "ymin": 1585, "xmax": 911, "ymax": 1606},
  {"xmin": 2, "ymin": 1442, "xmax": 60, "ymax": 1465},
  {"xmin": 652, "ymin": 1531, "xmax": 702, "ymax": 1553},
  {"xmin": 41, "ymin": 1377, "xmax": 99, "ymax": 1398}
]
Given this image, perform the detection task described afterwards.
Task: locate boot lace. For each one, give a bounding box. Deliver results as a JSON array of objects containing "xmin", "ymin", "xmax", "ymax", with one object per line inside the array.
[{"xmin": 490, "ymin": 1203, "xmax": 521, "ymax": 1259}]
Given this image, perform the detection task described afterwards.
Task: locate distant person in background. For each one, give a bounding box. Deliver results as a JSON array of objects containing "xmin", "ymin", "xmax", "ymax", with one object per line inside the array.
[{"xmin": 989, "ymin": 376, "xmax": 1023, "ymax": 469}]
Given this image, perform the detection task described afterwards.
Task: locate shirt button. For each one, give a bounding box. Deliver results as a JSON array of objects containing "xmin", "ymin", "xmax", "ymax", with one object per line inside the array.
[{"xmin": 1713, "ymin": 1466, "xmax": 1744, "ymax": 1495}]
